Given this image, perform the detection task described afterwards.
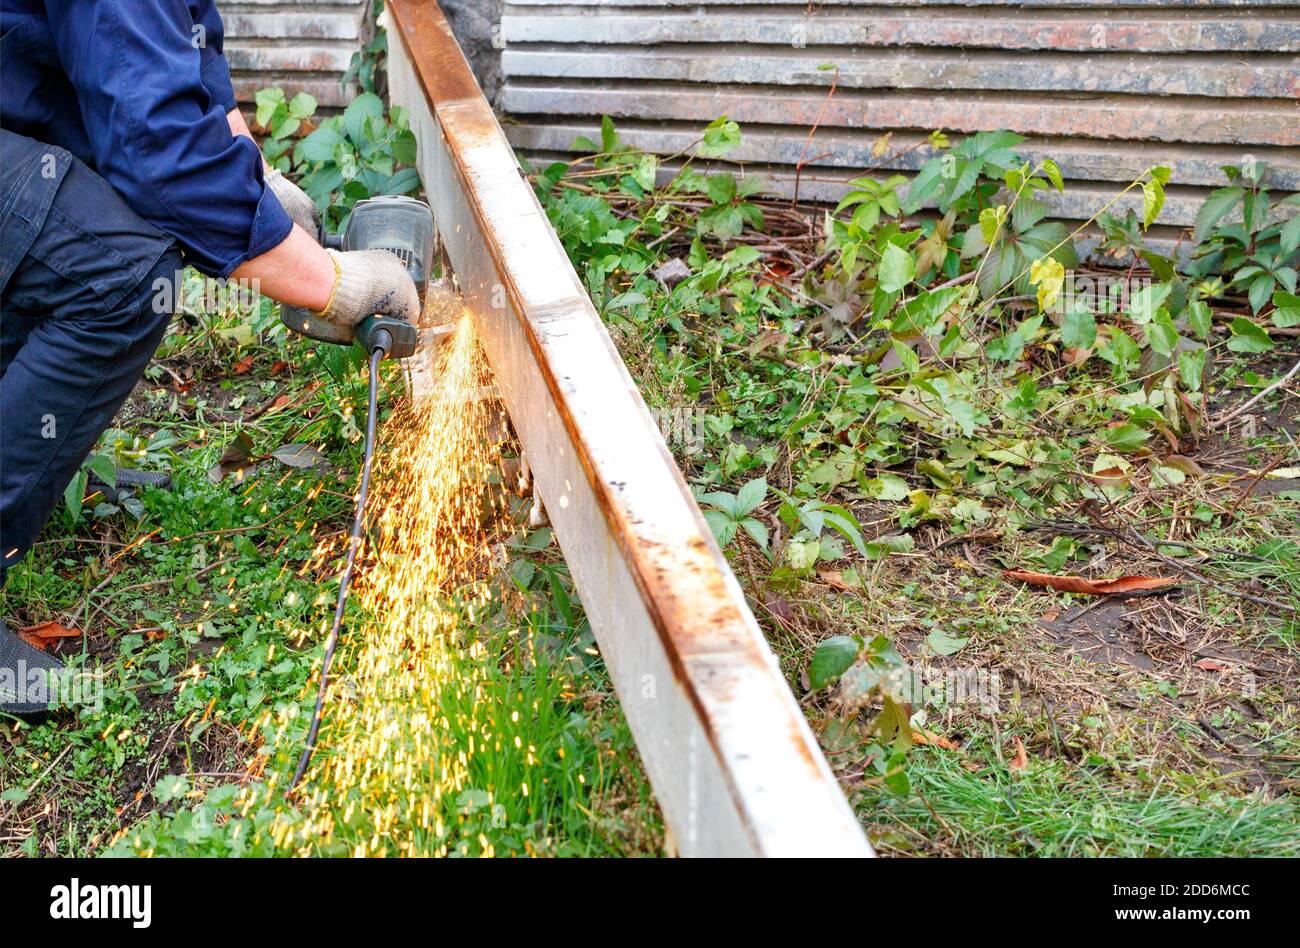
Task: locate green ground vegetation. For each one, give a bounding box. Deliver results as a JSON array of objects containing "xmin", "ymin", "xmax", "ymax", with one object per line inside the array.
[{"xmin": 529, "ymin": 117, "xmax": 1300, "ymax": 856}]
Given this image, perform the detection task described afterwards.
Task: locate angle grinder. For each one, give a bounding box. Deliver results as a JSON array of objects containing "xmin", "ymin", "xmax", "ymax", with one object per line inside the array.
[{"xmin": 280, "ymin": 194, "xmax": 435, "ymax": 360}]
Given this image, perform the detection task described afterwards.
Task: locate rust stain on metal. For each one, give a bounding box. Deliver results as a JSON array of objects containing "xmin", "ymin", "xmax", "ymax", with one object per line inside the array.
[{"xmin": 387, "ymin": 0, "xmax": 867, "ymax": 854}]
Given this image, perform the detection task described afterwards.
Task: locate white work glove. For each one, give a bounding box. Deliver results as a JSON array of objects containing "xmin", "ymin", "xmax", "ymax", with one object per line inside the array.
[
  {"xmin": 317, "ymin": 249, "xmax": 421, "ymax": 329},
  {"xmin": 265, "ymin": 168, "xmax": 320, "ymax": 236}
]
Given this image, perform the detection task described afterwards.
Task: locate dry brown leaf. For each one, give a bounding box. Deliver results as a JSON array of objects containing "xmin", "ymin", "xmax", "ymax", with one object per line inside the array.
[
  {"xmin": 1041, "ymin": 606, "xmax": 1061, "ymax": 622},
  {"xmin": 1196, "ymin": 658, "xmax": 1230, "ymax": 672},
  {"xmin": 19, "ymin": 620, "xmax": 82, "ymax": 652},
  {"xmin": 912, "ymin": 729, "xmax": 960, "ymax": 751},
  {"xmin": 1003, "ymin": 569, "xmax": 1178, "ymax": 596},
  {"xmin": 269, "ymin": 360, "xmax": 289, "ymax": 376},
  {"xmin": 817, "ymin": 567, "xmax": 857, "ymax": 593},
  {"xmin": 1088, "ymin": 466, "xmax": 1132, "ymax": 488},
  {"xmin": 233, "ymin": 354, "xmax": 254, "ymax": 375},
  {"xmin": 1008, "ymin": 736, "xmax": 1029, "ymax": 770}
]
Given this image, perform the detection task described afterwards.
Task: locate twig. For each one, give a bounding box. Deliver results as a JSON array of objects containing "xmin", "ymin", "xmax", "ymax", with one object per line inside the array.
[
  {"xmin": 1209, "ymin": 358, "xmax": 1300, "ymax": 429},
  {"xmin": 791, "ymin": 65, "xmax": 839, "ymax": 207}
]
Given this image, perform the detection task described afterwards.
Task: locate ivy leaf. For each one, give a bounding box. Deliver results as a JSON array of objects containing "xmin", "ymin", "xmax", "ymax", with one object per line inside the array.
[
  {"xmin": 1041, "ymin": 158, "xmax": 1065, "ymax": 192},
  {"xmin": 1178, "ymin": 347, "xmax": 1206, "ymax": 391},
  {"xmin": 1272, "ymin": 290, "xmax": 1300, "ymax": 328},
  {"xmin": 703, "ymin": 510, "xmax": 738, "ymax": 548},
  {"xmin": 809, "ymin": 635, "xmax": 861, "ymax": 690},
  {"xmin": 1142, "ymin": 177, "xmax": 1165, "ymax": 229},
  {"xmin": 926, "ymin": 629, "xmax": 969, "ymax": 656},
  {"xmin": 878, "ymin": 243, "xmax": 916, "ymax": 294},
  {"xmin": 1194, "ymin": 186, "xmax": 1244, "ymax": 241},
  {"xmin": 1227, "ymin": 317, "xmax": 1274, "ymax": 352},
  {"xmin": 699, "ymin": 116, "xmax": 741, "ymax": 157},
  {"xmin": 734, "ymin": 476, "xmax": 768, "ymax": 516},
  {"xmin": 1185, "ymin": 299, "xmax": 1213, "ymax": 338},
  {"xmin": 1104, "ymin": 423, "xmax": 1150, "ymax": 452},
  {"xmin": 1146, "ymin": 309, "xmax": 1178, "ymax": 357},
  {"xmin": 1061, "ymin": 303, "xmax": 1097, "ymax": 349}
]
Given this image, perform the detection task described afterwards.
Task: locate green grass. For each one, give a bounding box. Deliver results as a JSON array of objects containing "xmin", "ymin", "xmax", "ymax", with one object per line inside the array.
[
  {"xmin": 858, "ymin": 742, "xmax": 1300, "ymax": 858},
  {"xmin": 0, "ymin": 275, "xmax": 659, "ymax": 857}
]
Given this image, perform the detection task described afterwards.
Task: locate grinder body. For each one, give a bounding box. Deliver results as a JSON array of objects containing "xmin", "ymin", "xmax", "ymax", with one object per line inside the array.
[{"xmin": 280, "ymin": 195, "xmax": 434, "ymax": 360}]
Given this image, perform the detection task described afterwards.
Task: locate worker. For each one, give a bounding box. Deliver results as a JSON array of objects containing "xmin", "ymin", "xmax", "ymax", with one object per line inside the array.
[{"xmin": 0, "ymin": 1, "xmax": 420, "ymax": 717}]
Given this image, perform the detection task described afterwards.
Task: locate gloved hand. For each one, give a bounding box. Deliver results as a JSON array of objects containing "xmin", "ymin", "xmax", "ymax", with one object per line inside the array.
[
  {"xmin": 265, "ymin": 168, "xmax": 320, "ymax": 236},
  {"xmin": 317, "ymin": 248, "xmax": 421, "ymax": 329}
]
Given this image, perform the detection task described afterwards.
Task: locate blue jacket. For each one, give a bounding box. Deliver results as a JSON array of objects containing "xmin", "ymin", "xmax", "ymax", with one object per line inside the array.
[{"xmin": 0, "ymin": 1, "xmax": 291, "ymax": 277}]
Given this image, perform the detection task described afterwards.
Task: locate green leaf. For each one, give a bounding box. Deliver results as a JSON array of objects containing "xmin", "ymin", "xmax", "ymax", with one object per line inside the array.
[
  {"xmin": 342, "ymin": 92, "xmax": 384, "ymax": 144},
  {"xmin": 1103, "ymin": 423, "xmax": 1150, "ymax": 452},
  {"xmin": 1142, "ymin": 178, "xmax": 1165, "ymax": 229},
  {"xmin": 1147, "ymin": 309, "xmax": 1178, "ymax": 357},
  {"xmin": 738, "ymin": 517, "xmax": 769, "ymax": 552},
  {"xmin": 1247, "ymin": 274, "xmax": 1275, "ymax": 315},
  {"xmin": 1061, "ymin": 304, "xmax": 1097, "ymax": 349},
  {"xmin": 1126, "ymin": 283, "xmax": 1170, "ymax": 325},
  {"xmin": 63, "ymin": 469, "xmax": 86, "ymax": 523},
  {"xmin": 153, "ymin": 774, "xmax": 191, "ymax": 804},
  {"xmin": 734, "ymin": 476, "xmax": 767, "ymax": 516},
  {"xmin": 784, "ymin": 537, "xmax": 822, "ymax": 571},
  {"xmin": 926, "ymin": 629, "xmax": 969, "ymax": 656},
  {"xmin": 391, "ymin": 129, "xmax": 418, "ymax": 166},
  {"xmin": 298, "ymin": 125, "xmax": 345, "ymax": 163},
  {"xmin": 1194, "ymin": 186, "xmax": 1243, "ymax": 241},
  {"xmin": 1178, "ymin": 347, "xmax": 1206, "ymax": 391},
  {"xmin": 1281, "ymin": 215, "xmax": 1300, "ymax": 255},
  {"xmin": 1185, "ymin": 299, "xmax": 1212, "ymax": 338},
  {"xmin": 1271, "ymin": 290, "xmax": 1300, "ymax": 328},
  {"xmin": 85, "ymin": 453, "xmax": 117, "ymax": 489},
  {"xmin": 703, "ymin": 510, "xmax": 738, "ymax": 548},
  {"xmin": 699, "ymin": 116, "xmax": 741, "ymax": 157},
  {"xmin": 288, "ymin": 92, "xmax": 317, "ymax": 120},
  {"xmin": 863, "ymin": 533, "xmax": 915, "ymax": 559},
  {"xmin": 1226, "ymin": 317, "xmax": 1274, "ymax": 353},
  {"xmin": 878, "ymin": 243, "xmax": 915, "ymax": 294},
  {"xmin": 891, "ymin": 338, "xmax": 920, "ymax": 375},
  {"xmin": 809, "ymin": 635, "xmax": 861, "ymax": 690},
  {"xmin": 705, "ymin": 173, "xmax": 736, "ymax": 205},
  {"xmin": 1041, "ymin": 158, "xmax": 1065, "ymax": 192}
]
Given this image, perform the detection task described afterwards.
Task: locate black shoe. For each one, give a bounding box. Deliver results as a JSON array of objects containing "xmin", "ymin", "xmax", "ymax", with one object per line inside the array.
[
  {"xmin": 85, "ymin": 467, "xmax": 172, "ymax": 505},
  {"xmin": 0, "ymin": 617, "xmax": 66, "ymax": 719}
]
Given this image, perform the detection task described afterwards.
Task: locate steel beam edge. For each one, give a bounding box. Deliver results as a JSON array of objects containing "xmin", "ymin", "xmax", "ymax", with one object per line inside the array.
[{"xmin": 384, "ymin": 0, "xmax": 873, "ymax": 858}]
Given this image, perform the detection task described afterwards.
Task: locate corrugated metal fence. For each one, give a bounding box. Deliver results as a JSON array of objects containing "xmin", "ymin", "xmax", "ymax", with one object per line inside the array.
[{"xmin": 496, "ymin": 0, "xmax": 1300, "ymax": 240}]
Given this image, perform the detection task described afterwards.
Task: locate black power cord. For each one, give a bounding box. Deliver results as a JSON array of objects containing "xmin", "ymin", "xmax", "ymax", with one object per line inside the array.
[{"xmin": 292, "ymin": 342, "xmax": 386, "ymax": 788}]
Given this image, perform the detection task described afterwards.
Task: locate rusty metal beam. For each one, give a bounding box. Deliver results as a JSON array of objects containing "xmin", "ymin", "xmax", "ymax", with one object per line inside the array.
[{"xmin": 383, "ymin": 0, "xmax": 872, "ymax": 857}]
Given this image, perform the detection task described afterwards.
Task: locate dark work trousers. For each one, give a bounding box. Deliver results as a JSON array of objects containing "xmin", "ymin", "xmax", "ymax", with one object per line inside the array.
[{"xmin": 1, "ymin": 129, "xmax": 180, "ymax": 586}]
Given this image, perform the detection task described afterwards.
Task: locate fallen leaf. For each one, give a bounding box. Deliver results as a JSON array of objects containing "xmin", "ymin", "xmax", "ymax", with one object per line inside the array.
[
  {"xmin": 1003, "ymin": 569, "xmax": 1178, "ymax": 596},
  {"xmin": 1163, "ymin": 454, "xmax": 1205, "ymax": 478},
  {"xmin": 232, "ymin": 354, "xmax": 254, "ymax": 375},
  {"xmin": 1196, "ymin": 658, "xmax": 1230, "ymax": 672},
  {"xmin": 817, "ymin": 566, "xmax": 860, "ymax": 593},
  {"xmin": 208, "ymin": 431, "xmax": 256, "ymax": 484},
  {"xmin": 1088, "ymin": 466, "xmax": 1132, "ymax": 488},
  {"xmin": 271, "ymin": 443, "xmax": 325, "ymax": 469},
  {"xmin": 763, "ymin": 591, "xmax": 796, "ymax": 627},
  {"xmin": 1041, "ymin": 606, "xmax": 1061, "ymax": 622},
  {"xmin": 19, "ymin": 621, "xmax": 82, "ymax": 652},
  {"xmin": 266, "ymin": 394, "xmax": 294, "ymax": 414},
  {"xmin": 269, "ymin": 360, "xmax": 289, "ymax": 376},
  {"xmin": 1008, "ymin": 736, "xmax": 1029, "ymax": 770},
  {"xmin": 912, "ymin": 729, "xmax": 960, "ymax": 751}
]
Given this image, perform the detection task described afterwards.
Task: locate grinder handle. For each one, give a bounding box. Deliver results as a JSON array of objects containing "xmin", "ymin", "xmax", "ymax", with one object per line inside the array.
[{"xmin": 280, "ymin": 304, "xmax": 355, "ymax": 345}]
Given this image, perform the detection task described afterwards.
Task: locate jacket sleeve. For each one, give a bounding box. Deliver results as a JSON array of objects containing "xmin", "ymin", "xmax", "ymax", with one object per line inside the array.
[
  {"xmin": 44, "ymin": 1, "xmax": 291, "ymax": 277},
  {"xmin": 189, "ymin": 0, "xmax": 238, "ymax": 114}
]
